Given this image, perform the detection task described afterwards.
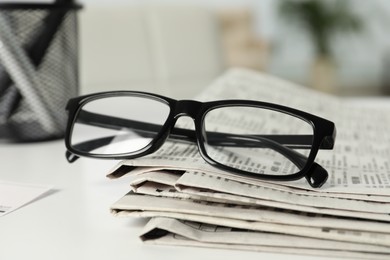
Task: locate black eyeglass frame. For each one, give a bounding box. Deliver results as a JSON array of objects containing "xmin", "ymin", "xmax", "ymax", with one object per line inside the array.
[{"xmin": 64, "ymin": 91, "xmax": 336, "ymax": 188}]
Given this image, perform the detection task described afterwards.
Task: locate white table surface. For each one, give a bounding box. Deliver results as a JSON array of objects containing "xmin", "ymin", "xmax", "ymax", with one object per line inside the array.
[{"xmin": 0, "ymin": 139, "xmax": 342, "ymax": 260}]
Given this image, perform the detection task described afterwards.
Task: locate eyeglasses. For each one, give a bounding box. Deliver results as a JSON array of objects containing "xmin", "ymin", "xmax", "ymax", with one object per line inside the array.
[{"xmin": 64, "ymin": 91, "xmax": 336, "ymax": 188}]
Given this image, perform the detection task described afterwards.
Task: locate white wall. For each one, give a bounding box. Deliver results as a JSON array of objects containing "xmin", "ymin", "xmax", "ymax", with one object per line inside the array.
[
  {"xmin": 78, "ymin": 3, "xmax": 224, "ymax": 98},
  {"xmin": 20, "ymin": 0, "xmax": 390, "ymax": 93}
]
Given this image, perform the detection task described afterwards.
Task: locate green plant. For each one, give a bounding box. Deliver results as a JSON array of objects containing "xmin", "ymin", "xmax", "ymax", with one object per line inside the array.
[{"xmin": 279, "ymin": 0, "xmax": 364, "ymax": 57}]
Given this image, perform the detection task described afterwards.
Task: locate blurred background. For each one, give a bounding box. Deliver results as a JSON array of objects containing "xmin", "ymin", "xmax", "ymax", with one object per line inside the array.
[{"xmin": 21, "ymin": 0, "xmax": 390, "ymax": 98}]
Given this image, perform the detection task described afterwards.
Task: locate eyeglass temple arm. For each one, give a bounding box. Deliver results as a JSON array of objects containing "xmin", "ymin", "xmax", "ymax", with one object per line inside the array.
[
  {"xmin": 65, "ymin": 136, "xmax": 327, "ymax": 188},
  {"xmin": 67, "ymin": 111, "xmax": 330, "ymax": 187},
  {"xmin": 65, "ymin": 133, "xmax": 327, "ymax": 188}
]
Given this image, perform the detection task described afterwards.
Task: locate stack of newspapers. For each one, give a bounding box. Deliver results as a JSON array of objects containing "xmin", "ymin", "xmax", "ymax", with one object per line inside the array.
[{"xmin": 108, "ymin": 69, "xmax": 390, "ymax": 259}]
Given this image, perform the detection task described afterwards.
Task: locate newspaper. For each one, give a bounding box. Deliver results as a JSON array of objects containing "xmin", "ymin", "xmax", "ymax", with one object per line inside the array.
[
  {"xmin": 109, "ymin": 68, "xmax": 390, "ymax": 195},
  {"xmin": 117, "ymin": 169, "xmax": 390, "ymax": 222},
  {"xmin": 107, "ymin": 68, "xmax": 390, "ymax": 257},
  {"xmin": 138, "ymin": 217, "xmax": 390, "ymax": 260},
  {"xmin": 113, "ymin": 196, "xmax": 390, "ymax": 258},
  {"xmin": 111, "ymin": 180, "xmax": 390, "ymax": 247}
]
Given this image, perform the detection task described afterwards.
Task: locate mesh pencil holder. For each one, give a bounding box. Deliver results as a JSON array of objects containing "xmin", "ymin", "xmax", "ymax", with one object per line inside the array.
[{"xmin": 0, "ymin": 2, "xmax": 82, "ymax": 142}]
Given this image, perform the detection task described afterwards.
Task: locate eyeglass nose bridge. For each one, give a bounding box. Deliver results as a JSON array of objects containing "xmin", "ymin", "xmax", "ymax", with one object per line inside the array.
[{"xmin": 173, "ymin": 100, "xmax": 203, "ymax": 119}]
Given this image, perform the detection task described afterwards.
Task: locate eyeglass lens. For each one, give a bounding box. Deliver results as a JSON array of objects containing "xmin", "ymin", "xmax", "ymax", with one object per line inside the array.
[
  {"xmin": 203, "ymin": 106, "xmax": 314, "ymax": 176},
  {"xmin": 70, "ymin": 95, "xmax": 170, "ymax": 155}
]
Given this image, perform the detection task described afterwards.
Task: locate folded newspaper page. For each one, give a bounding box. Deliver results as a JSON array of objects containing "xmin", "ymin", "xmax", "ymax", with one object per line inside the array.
[
  {"xmin": 138, "ymin": 217, "xmax": 390, "ymax": 260},
  {"xmin": 111, "ymin": 191, "xmax": 390, "ymax": 247},
  {"xmin": 117, "ymin": 169, "xmax": 390, "ymax": 222},
  {"xmin": 108, "ymin": 68, "xmax": 390, "ymax": 257}
]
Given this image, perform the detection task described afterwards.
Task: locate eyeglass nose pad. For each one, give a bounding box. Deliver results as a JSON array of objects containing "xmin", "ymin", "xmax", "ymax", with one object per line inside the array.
[
  {"xmin": 200, "ymin": 121, "xmax": 208, "ymax": 144},
  {"xmin": 305, "ymin": 162, "xmax": 329, "ymax": 188}
]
